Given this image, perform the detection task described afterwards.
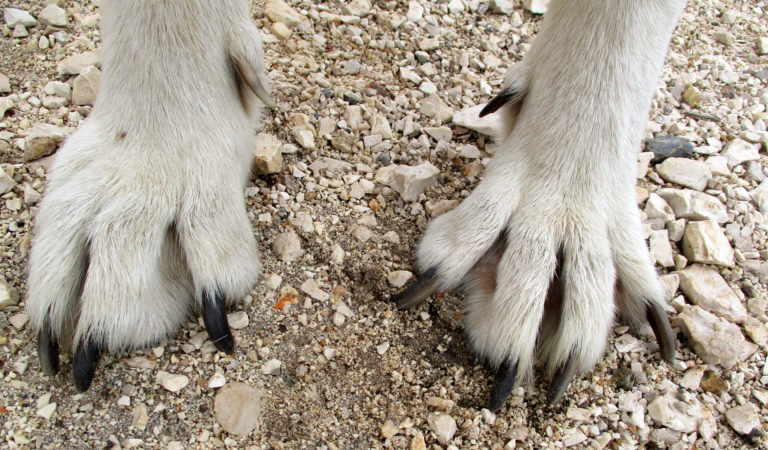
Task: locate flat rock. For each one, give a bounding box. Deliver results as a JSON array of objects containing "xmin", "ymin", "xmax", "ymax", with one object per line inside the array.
[
  {"xmin": 155, "ymin": 371, "xmax": 189, "ymax": 393},
  {"xmin": 0, "ymin": 73, "xmax": 9, "ymax": 93},
  {"xmin": 523, "ymin": 0, "xmax": 549, "ymax": 14},
  {"xmin": 4, "ymin": 8, "xmax": 37, "ymax": 27},
  {"xmin": 682, "ymin": 220, "xmax": 734, "ymax": 267},
  {"xmin": 725, "ymin": 403, "xmax": 761, "ymax": 436},
  {"xmin": 300, "ymin": 278, "xmax": 329, "ymax": 301},
  {"xmin": 24, "ymin": 124, "xmax": 71, "ymax": 161},
  {"xmin": 38, "ymin": 4, "xmax": 68, "ymax": 27},
  {"xmin": 427, "ymin": 413, "xmax": 457, "ymax": 445},
  {"xmin": 227, "ymin": 311, "xmax": 249, "ymax": 329},
  {"xmin": 387, "ymin": 270, "xmax": 413, "ymax": 288},
  {"xmin": 646, "ymin": 136, "xmax": 694, "ymax": 163},
  {"xmin": 647, "ymin": 391, "xmax": 707, "ymax": 433},
  {"xmin": 749, "ymin": 179, "xmax": 768, "ymax": 213},
  {"xmin": 57, "ymin": 51, "xmax": 100, "ymax": 76},
  {"xmin": 656, "ymin": 189, "xmax": 727, "ymax": 223},
  {"xmin": 390, "ymin": 162, "xmax": 440, "ymax": 202},
  {"xmin": 650, "ymin": 230, "xmax": 675, "ymax": 267},
  {"xmin": 71, "ymin": 66, "xmax": 100, "ymax": 106},
  {"xmin": 214, "ymin": 382, "xmax": 264, "ymax": 436},
  {"xmin": 644, "ymin": 193, "xmax": 675, "ymax": 221},
  {"xmin": 677, "ymin": 264, "xmax": 747, "ymax": 323},
  {"xmin": 261, "ymin": 359, "xmax": 281, "ymax": 375},
  {"xmin": 676, "ymin": 305, "xmax": 758, "ymax": 369},
  {"xmin": 453, "ymin": 104, "xmax": 503, "ymax": 136},
  {"xmin": 656, "ymin": 157, "xmax": 711, "ymax": 191},
  {"xmin": 264, "ymin": 0, "xmax": 306, "ymax": 26},
  {"xmin": 342, "ymin": 0, "xmax": 371, "ymax": 17},
  {"xmin": 253, "ymin": 133, "xmax": 282, "ymax": 175},
  {"xmin": 0, "ymin": 97, "xmax": 14, "ymax": 116},
  {"xmin": 721, "ymin": 138, "xmax": 760, "ymax": 167},
  {"xmin": 0, "ymin": 168, "xmax": 16, "ymax": 195},
  {"xmin": 272, "ymin": 231, "xmax": 302, "ymax": 262},
  {"xmin": 423, "ymin": 126, "xmax": 452, "ymax": 142}
]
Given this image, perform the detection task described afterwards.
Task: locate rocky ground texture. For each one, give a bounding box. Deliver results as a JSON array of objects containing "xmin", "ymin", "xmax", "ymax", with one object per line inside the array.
[{"xmin": 1, "ymin": 0, "xmax": 768, "ymax": 448}]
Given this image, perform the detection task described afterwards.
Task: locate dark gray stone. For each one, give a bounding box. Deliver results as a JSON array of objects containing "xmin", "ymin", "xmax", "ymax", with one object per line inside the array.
[{"xmin": 646, "ymin": 136, "xmax": 694, "ymax": 163}]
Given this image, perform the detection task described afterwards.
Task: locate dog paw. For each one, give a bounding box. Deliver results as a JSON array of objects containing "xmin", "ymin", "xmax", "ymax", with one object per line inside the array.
[
  {"xmin": 394, "ymin": 142, "xmax": 675, "ymax": 411},
  {"xmin": 26, "ymin": 132, "xmax": 261, "ymax": 390}
]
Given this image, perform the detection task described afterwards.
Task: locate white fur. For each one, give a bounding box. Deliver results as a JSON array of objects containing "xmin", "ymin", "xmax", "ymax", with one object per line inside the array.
[
  {"xmin": 27, "ymin": 0, "xmax": 268, "ymax": 352},
  {"xmin": 417, "ymin": 0, "xmax": 685, "ymax": 382}
]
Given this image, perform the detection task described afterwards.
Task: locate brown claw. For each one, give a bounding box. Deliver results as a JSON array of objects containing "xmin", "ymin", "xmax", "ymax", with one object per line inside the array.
[
  {"xmin": 391, "ymin": 267, "xmax": 440, "ymax": 310},
  {"xmin": 645, "ymin": 301, "xmax": 676, "ymax": 363}
]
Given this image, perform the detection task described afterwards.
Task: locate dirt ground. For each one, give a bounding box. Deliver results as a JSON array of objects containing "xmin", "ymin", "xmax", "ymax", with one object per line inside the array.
[{"xmin": 1, "ymin": 0, "xmax": 767, "ymax": 448}]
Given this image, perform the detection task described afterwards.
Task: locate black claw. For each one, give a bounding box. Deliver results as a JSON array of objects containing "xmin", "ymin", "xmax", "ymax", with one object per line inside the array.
[
  {"xmin": 73, "ymin": 339, "xmax": 102, "ymax": 392},
  {"xmin": 479, "ymin": 87, "xmax": 522, "ymax": 118},
  {"xmin": 489, "ymin": 359, "xmax": 518, "ymax": 412},
  {"xmin": 202, "ymin": 289, "xmax": 235, "ymax": 354},
  {"xmin": 37, "ymin": 327, "xmax": 60, "ymax": 376},
  {"xmin": 646, "ymin": 301, "xmax": 676, "ymax": 363},
  {"xmin": 391, "ymin": 267, "xmax": 440, "ymax": 310},
  {"xmin": 548, "ymin": 354, "xmax": 577, "ymax": 405}
]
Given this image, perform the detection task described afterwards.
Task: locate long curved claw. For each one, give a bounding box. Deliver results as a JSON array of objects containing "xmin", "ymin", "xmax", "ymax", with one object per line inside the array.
[
  {"xmin": 202, "ymin": 289, "xmax": 235, "ymax": 354},
  {"xmin": 391, "ymin": 267, "xmax": 440, "ymax": 310},
  {"xmin": 37, "ymin": 327, "xmax": 60, "ymax": 376},
  {"xmin": 489, "ymin": 359, "xmax": 518, "ymax": 412},
  {"xmin": 645, "ymin": 301, "xmax": 676, "ymax": 363},
  {"xmin": 547, "ymin": 353, "xmax": 577, "ymax": 405},
  {"xmin": 479, "ymin": 87, "xmax": 524, "ymax": 118},
  {"xmin": 73, "ymin": 339, "xmax": 102, "ymax": 392}
]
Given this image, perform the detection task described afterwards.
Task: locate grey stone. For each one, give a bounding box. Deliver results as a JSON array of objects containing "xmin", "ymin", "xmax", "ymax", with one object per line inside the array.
[
  {"xmin": 676, "ymin": 305, "xmax": 758, "ymax": 369},
  {"xmin": 646, "ymin": 136, "xmax": 694, "ymax": 163},
  {"xmin": 214, "ymin": 382, "xmax": 264, "ymax": 436},
  {"xmin": 667, "ymin": 219, "xmax": 686, "ymax": 242},
  {"xmin": 11, "ymin": 24, "xmax": 27, "ymax": 38},
  {"xmin": 682, "ymin": 221, "xmax": 734, "ymax": 267},
  {"xmin": 749, "ymin": 179, "xmax": 768, "ymax": 213},
  {"xmin": 263, "ymin": 0, "xmax": 306, "ymax": 26},
  {"xmin": 656, "ymin": 158, "xmax": 711, "ymax": 191},
  {"xmin": 677, "ymin": 264, "xmax": 747, "ymax": 323}
]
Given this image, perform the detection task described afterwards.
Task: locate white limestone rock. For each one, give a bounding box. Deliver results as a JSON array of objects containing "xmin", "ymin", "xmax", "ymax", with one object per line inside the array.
[
  {"xmin": 390, "ymin": 162, "xmax": 440, "ymax": 202},
  {"xmin": 453, "ymin": 104, "xmax": 504, "ymax": 136},
  {"xmin": 656, "ymin": 158, "xmax": 711, "ymax": 191},
  {"xmin": 214, "ymin": 382, "xmax": 264, "ymax": 436},
  {"xmin": 677, "ymin": 264, "xmax": 747, "ymax": 323},
  {"xmin": 676, "ymin": 306, "xmax": 758, "ymax": 369},
  {"xmin": 681, "ymin": 221, "xmax": 734, "ymax": 267},
  {"xmin": 721, "ymin": 138, "xmax": 760, "ymax": 167},
  {"xmin": 656, "ymin": 189, "xmax": 727, "ymax": 223}
]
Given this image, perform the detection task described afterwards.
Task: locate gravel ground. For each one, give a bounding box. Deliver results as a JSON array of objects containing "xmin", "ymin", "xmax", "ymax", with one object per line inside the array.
[{"xmin": 1, "ymin": 0, "xmax": 768, "ymax": 448}]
